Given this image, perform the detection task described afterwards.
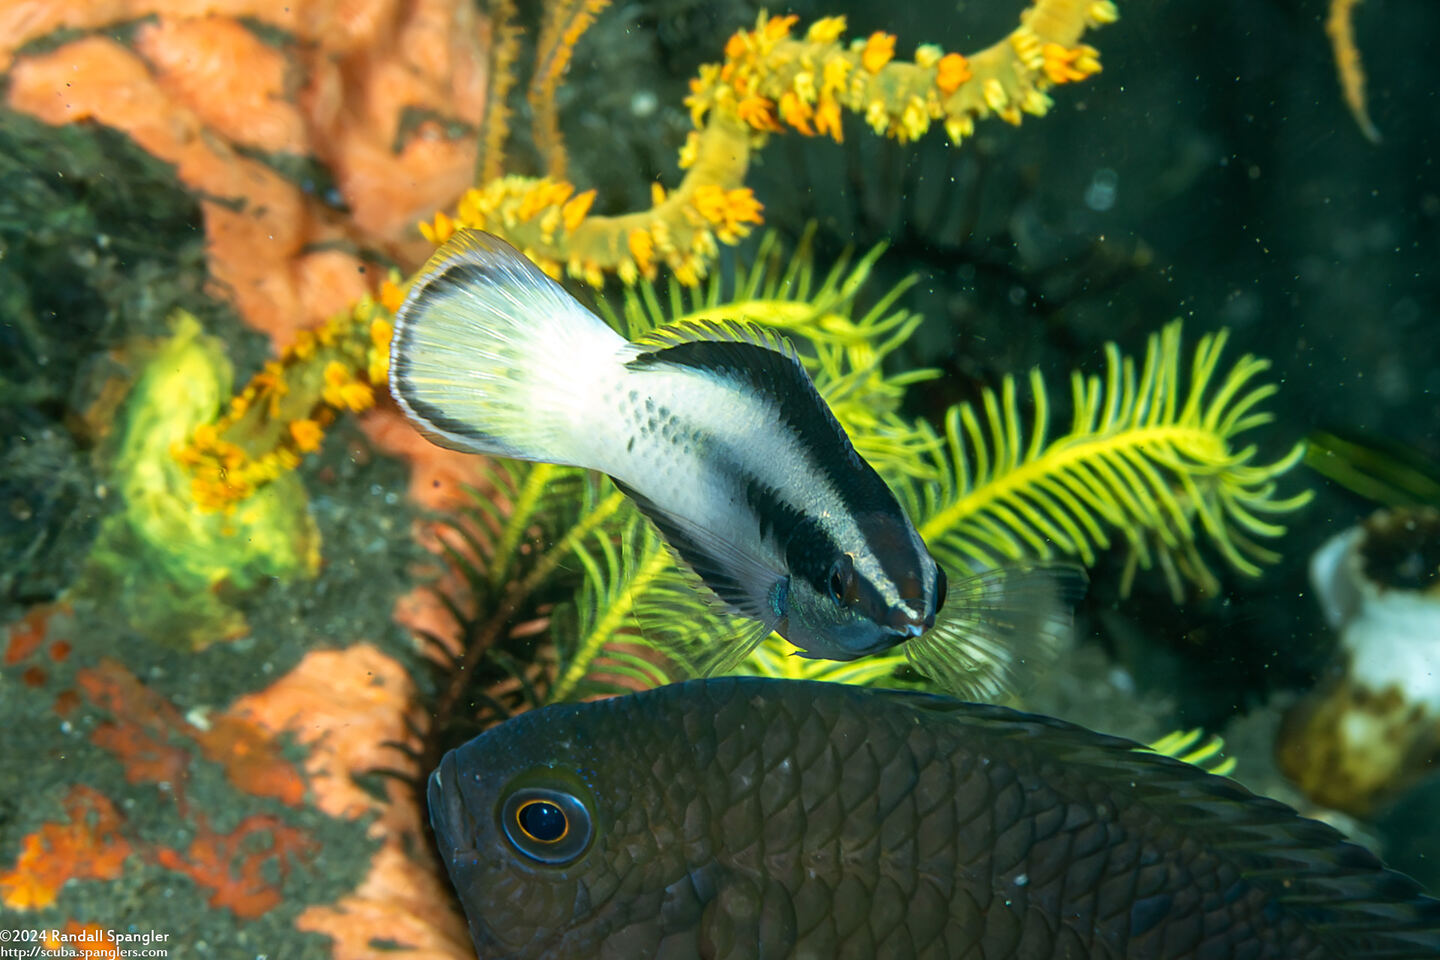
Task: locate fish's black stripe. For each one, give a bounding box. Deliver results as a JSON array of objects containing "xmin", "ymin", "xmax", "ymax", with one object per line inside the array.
[
  {"xmin": 637, "ymin": 407, "xmax": 915, "ymax": 605},
  {"xmin": 627, "ymin": 339, "xmax": 901, "ymax": 518},
  {"xmin": 743, "ymin": 477, "xmax": 843, "ymax": 597}
]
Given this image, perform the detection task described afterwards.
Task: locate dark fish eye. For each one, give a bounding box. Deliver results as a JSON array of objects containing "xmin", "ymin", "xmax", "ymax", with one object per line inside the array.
[
  {"xmin": 517, "ymin": 799, "xmax": 567, "ymax": 842},
  {"xmin": 501, "ymin": 786, "xmax": 592, "ymax": 864},
  {"xmin": 934, "ymin": 565, "xmax": 948, "ymax": 611},
  {"xmin": 828, "ymin": 555, "xmax": 856, "ymax": 606}
]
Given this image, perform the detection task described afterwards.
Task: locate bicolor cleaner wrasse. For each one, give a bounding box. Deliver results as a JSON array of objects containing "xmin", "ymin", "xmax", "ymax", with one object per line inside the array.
[
  {"xmin": 429, "ymin": 677, "xmax": 1440, "ymax": 959},
  {"xmin": 390, "ymin": 229, "xmax": 1080, "ymax": 690}
]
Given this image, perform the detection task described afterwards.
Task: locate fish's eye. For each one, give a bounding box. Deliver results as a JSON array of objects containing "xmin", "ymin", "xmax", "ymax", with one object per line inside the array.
[
  {"xmin": 501, "ymin": 787, "xmax": 592, "ymax": 865},
  {"xmin": 934, "ymin": 565, "xmax": 948, "ymax": 611},
  {"xmin": 828, "ymin": 555, "xmax": 856, "ymax": 606},
  {"xmin": 517, "ymin": 799, "xmax": 567, "ymax": 842}
]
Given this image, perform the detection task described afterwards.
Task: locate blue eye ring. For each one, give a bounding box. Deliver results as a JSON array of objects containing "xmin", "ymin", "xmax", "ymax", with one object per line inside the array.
[{"xmin": 500, "ymin": 786, "xmax": 592, "ymax": 865}]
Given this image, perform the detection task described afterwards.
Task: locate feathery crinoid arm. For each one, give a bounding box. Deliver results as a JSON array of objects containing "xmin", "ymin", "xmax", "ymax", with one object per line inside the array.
[{"xmin": 904, "ymin": 321, "xmax": 1313, "ymax": 600}]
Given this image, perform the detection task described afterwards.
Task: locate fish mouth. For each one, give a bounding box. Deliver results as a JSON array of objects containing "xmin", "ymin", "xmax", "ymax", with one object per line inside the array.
[
  {"xmin": 884, "ymin": 600, "xmax": 934, "ymax": 637},
  {"xmin": 427, "ymin": 752, "xmax": 510, "ymax": 952},
  {"xmin": 427, "ymin": 752, "xmax": 471, "ymax": 863}
]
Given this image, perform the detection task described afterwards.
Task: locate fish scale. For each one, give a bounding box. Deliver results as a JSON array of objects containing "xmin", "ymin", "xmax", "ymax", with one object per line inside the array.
[{"xmin": 430, "ymin": 677, "xmax": 1440, "ymax": 958}]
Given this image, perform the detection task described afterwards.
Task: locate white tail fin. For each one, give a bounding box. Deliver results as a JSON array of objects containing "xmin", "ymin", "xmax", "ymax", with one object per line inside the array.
[{"xmin": 389, "ymin": 230, "xmax": 624, "ymax": 465}]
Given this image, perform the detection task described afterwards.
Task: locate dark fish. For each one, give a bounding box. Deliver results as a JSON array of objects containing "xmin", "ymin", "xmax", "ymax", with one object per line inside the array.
[
  {"xmin": 429, "ymin": 677, "xmax": 1440, "ymax": 959},
  {"xmin": 390, "ymin": 229, "xmax": 1077, "ymax": 689}
]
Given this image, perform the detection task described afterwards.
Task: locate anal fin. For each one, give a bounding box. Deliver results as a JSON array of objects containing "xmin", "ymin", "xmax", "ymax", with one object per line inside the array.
[{"xmin": 611, "ymin": 478, "xmax": 787, "ymax": 627}]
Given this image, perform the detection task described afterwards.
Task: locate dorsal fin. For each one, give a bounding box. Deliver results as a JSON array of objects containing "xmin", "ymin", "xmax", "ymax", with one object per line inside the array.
[
  {"xmin": 629, "ymin": 319, "xmax": 804, "ymax": 367},
  {"xmin": 624, "ymin": 321, "xmax": 881, "ymax": 507}
]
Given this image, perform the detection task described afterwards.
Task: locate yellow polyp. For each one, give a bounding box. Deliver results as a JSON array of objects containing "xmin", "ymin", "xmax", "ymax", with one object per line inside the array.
[
  {"xmin": 378, "ymin": 281, "xmax": 405, "ymax": 314},
  {"xmin": 678, "ymin": 130, "xmax": 701, "ymax": 169},
  {"xmin": 724, "ymin": 30, "xmax": 749, "ymax": 62},
  {"xmin": 289, "ymin": 419, "xmax": 324, "ymax": 453},
  {"xmin": 426, "ymin": 210, "xmax": 455, "ymax": 245},
  {"xmin": 549, "ymin": 180, "xmax": 576, "ymax": 208},
  {"xmin": 191, "ymin": 422, "xmax": 217, "ymax": 450},
  {"xmin": 561, "ymin": 190, "xmax": 595, "ymax": 231},
  {"xmin": 865, "ymin": 99, "xmax": 889, "ymax": 136},
  {"xmin": 899, "ymin": 96, "xmax": 930, "ymax": 142},
  {"xmin": 821, "ymin": 57, "xmax": 850, "ymax": 99},
  {"xmin": 650, "ymin": 182, "xmax": 667, "ymax": 206},
  {"xmin": 368, "ymin": 320, "xmax": 393, "ymax": 384},
  {"xmin": 1042, "ymin": 43, "xmax": 1101, "ymax": 84},
  {"xmin": 1022, "ymin": 88, "xmax": 1054, "ymax": 116},
  {"xmin": 725, "ymin": 187, "xmax": 763, "ymax": 224},
  {"xmin": 370, "ymin": 316, "xmax": 393, "ymax": 352},
  {"xmin": 861, "ymin": 32, "xmax": 896, "ymax": 74},
  {"xmin": 983, "ymin": 77, "xmax": 1009, "ymax": 112},
  {"xmin": 846, "ymin": 71, "xmax": 869, "ymax": 104},
  {"xmin": 628, "ymin": 228, "xmax": 656, "ymax": 276},
  {"xmin": 737, "ymin": 95, "xmax": 781, "ymax": 131},
  {"xmin": 814, "ymin": 97, "xmax": 844, "ymax": 142},
  {"xmin": 1010, "ymin": 29, "xmax": 1045, "ymax": 71},
  {"xmin": 934, "ymin": 52, "xmax": 972, "ymax": 95},
  {"xmin": 650, "ymin": 218, "xmax": 673, "ymax": 254},
  {"xmin": 291, "ymin": 329, "xmax": 317, "ymax": 362},
  {"xmin": 617, "ymin": 258, "xmax": 639, "ymax": 286},
  {"xmin": 672, "ymin": 252, "xmax": 706, "ymax": 287},
  {"xmin": 805, "ymin": 15, "xmax": 847, "ymax": 44},
  {"xmin": 691, "ymin": 228, "xmax": 718, "ymax": 259},
  {"xmin": 322, "ymin": 362, "xmax": 374, "ymax": 412},
  {"xmin": 914, "ymin": 44, "xmax": 943, "ymax": 70},
  {"xmin": 515, "ymin": 182, "xmax": 552, "ymax": 221},
  {"xmin": 455, "ymin": 188, "xmax": 486, "ymax": 228},
  {"xmin": 538, "ymin": 205, "xmax": 562, "ymax": 244},
  {"xmin": 792, "ymin": 70, "xmax": 817, "ymax": 103},
  {"xmin": 943, "ymin": 115, "xmax": 967, "ymax": 145},
  {"xmin": 1088, "ymin": 0, "xmax": 1120, "ymax": 24},
  {"xmin": 582, "ymin": 261, "xmax": 604, "ymax": 287},
  {"xmin": 780, "ymin": 91, "xmax": 815, "ymax": 135},
  {"xmin": 348, "ymin": 382, "xmax": 375, "ymax": 412},
  {"xmin": 763, "ymin": 13, "xmax": 798, "ymax": 43},
  {"xmin": 692, "ymin": 183, "xmax": 727, "ymax": 225}
]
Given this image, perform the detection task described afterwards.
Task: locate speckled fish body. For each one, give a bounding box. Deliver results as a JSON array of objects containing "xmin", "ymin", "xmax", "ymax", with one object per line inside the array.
[{"xmin": 429, "ymin": 677, "xmax": 1440, "ymax": 960}]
